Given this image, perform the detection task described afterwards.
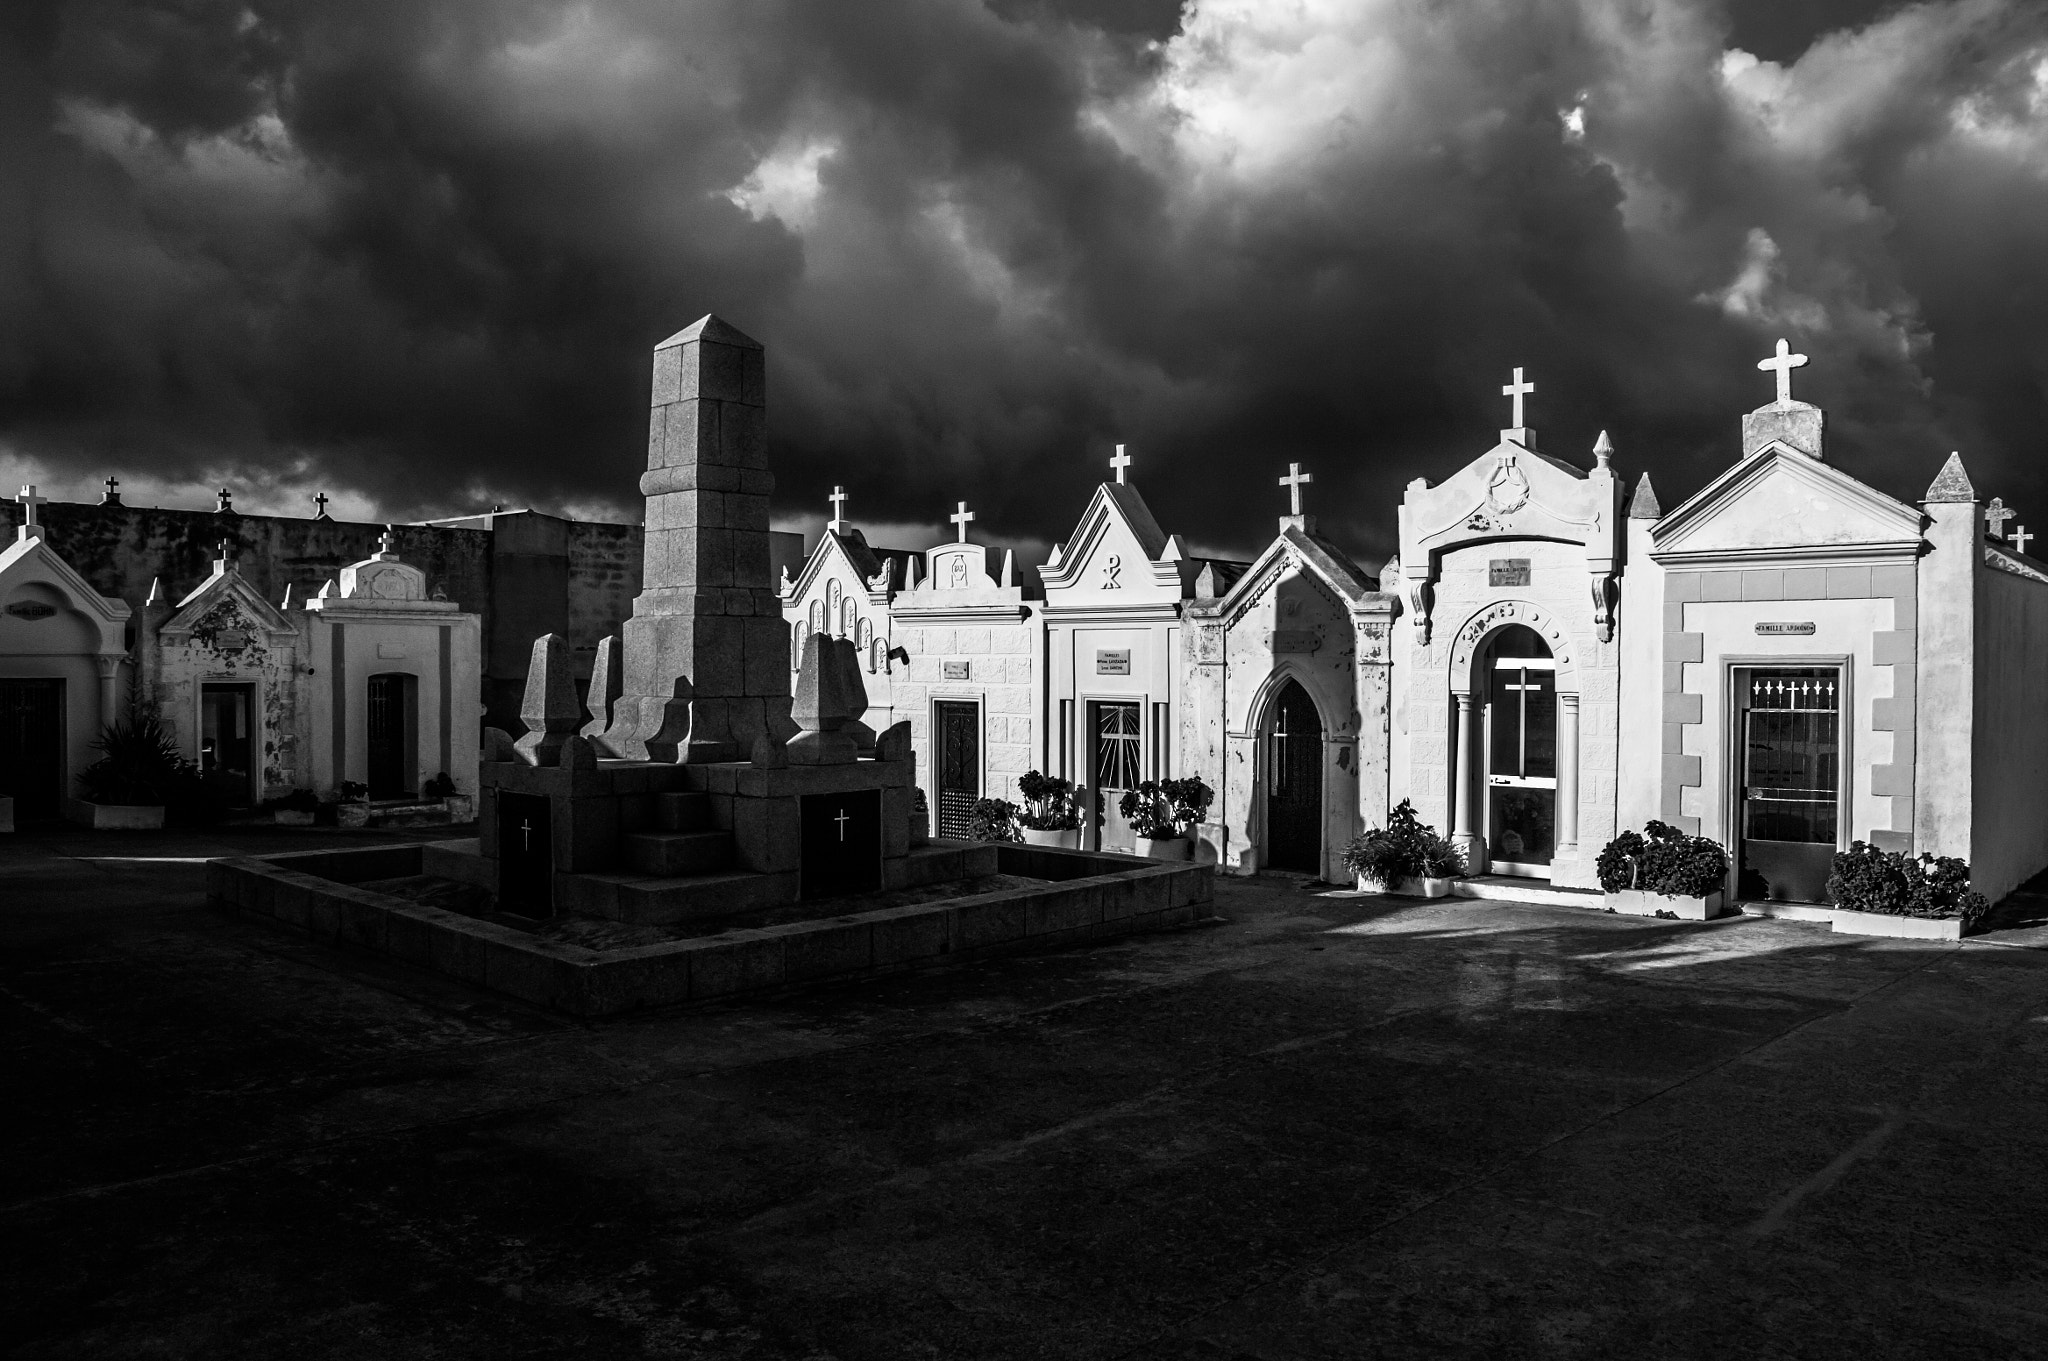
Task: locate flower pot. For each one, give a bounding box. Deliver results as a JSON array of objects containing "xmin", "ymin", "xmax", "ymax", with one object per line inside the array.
[
  {"xmin": 336, "ymin": 803, "xmax": 371, "ymax": 829},
  {"xmin": 1134, "ymin": 835, "xmax": 1190, "ymax": 861},
  {"xmin": 442, "ymin": 794, "xmax": 475, "ymax": 823},
  {"xmin": 1394, "ymin": 876, "xmax": 1455, "ymax": 899},
  {"xmin": 273, "ymin": 809, "xmax": 316, "ymax": 827},
  {"xmin": 1604, "ymin": 888, "xmax": 1724, "ymax": 921},
  {"xmin": 1022, "ymin": 827, "xmax": 1081, "ymax": 849},
  {"xmin": 1830, "ymin": 907, "xmax": 1962, "ymax": 940}
]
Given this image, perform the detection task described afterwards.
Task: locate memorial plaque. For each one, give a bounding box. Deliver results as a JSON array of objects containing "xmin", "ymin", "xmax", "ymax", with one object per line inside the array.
[
  {"xmin": 1095, "ymin": 649, "xmax": 1131, "ymax": 675},
  {"xmin": 943, "ymin": 660, "xmax": 970, "ymax": 680},
  {"xmin": 496, "ymin": 792, "xmax": 554, "ymax": 917},
  {"xmin": 1489, "ymin": 558, "xmax": 1531, "ymax": 587},
  {"xmin": 800, "ymin": 789, "xmax": 882, "ymax": 898},
  {"xmin": 1272, "ymin": 629, "xmax": 1319, "ymax": 653},
  {"xmin": 1755, "ymin": 621, "xmax": 1817, "ymax": 636}
]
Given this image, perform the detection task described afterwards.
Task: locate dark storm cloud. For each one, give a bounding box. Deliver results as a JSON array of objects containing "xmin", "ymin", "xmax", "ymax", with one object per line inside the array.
[{"xmin": 2, "ymin": 0, "xmax": 2046, "ymax": 562}]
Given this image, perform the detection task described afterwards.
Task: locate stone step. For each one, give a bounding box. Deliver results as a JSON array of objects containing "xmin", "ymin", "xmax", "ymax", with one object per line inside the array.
[
  {"xmin": 623, "ymin": 829, "xmax": 733, "ymax": 877},
  {"xmin": 655, "ymin": 791, "xmax": 712, "ymax": 832},
  {"xmin": 1451, "ymin": 876, "xmax": 1606, "ymax": 909},
  {"xmin": 551, "ymin": 866, "xmax": 800, "ymax": 925},
  {"xmin": 366, "ymin": 802, "xmax": 453, "ymax": 828}
]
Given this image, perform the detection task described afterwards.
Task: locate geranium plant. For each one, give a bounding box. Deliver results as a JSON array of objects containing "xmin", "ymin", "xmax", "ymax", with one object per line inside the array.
[
  {"xmin": 1595, "ymin": 822, "xmax": 1729, "ymax": 898},
  {"xmin": 1341, "ymin": 800, "xmax": 1462, "ymax": 883},
  {"xmin": 968, "ymin": 797, "xmax": 1021, "ymax": 843},
  {"xmin": 1016, "ymin": 770, "xmax": 1081, "ymax": 831},
  {"xmin": 1117, "ymin": 777, "xmax": 1215, "ymax": 840},
  {"xmin": 1827, "ymin": 842, "xmax": 1989, "ymax": 927}
]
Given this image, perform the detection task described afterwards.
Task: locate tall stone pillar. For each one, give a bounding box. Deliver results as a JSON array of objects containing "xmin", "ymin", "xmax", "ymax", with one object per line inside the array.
[
  {"xmin": 1451, "ymin": 690, "xmax": 1484, "ymax": 871},
  {"xmin": 1556, "ymin": 692, "xmax": 1580, "ymax": 856},
  {"xmin": 608, "ymin": 315, "xmax": 795, "ymax": 762}
]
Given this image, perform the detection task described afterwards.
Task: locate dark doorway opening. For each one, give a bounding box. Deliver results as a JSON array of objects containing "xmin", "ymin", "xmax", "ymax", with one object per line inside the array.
[
  {"xmin": 200, "ymin": 683, "xmax": 256, "ymax": 806},
  {"xmin": 801, "ymin": 789, "xmax": 883, "ymax": 898},
  {"xmin": 934, "ymin": 700, "xmax": 980, "ymax": 840},
  {"xmin": 1265, "ymin": 679, "xmax": 1324, "ymax": 872},
  {"xmin": 497, "ymin": 792, "xmax": 554, "ymax": 917},
  {"xmin": 0, "ymin": 678, "xmax": 64, "ymax": 821},
  {"xmin": 367, "ymin": 673, "xmax": 418, "ymax": 800}
]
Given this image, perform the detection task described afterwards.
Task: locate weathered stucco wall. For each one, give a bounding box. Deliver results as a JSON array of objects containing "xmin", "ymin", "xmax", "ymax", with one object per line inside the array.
[{"xmin": 1972, "ymin": 557, "xmax": 2048, "ymax": 900}]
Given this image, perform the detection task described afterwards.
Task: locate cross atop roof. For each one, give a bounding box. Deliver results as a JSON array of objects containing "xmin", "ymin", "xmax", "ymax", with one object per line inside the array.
[
  {"xmin": 379, "ymin": 524, "xmax": 398, "ymax": 555},
  {"xmin": 313, "ymin": 492, "xmax": 330, "ymax": 520},
  {"xmin": 828, "ymin": 485, "xmax": 849, "ymax": 533},
  {"xmin": 102, "ymin": 476, "xmax": 121, "ymax": 506},
  {"xmin": 1502, "ymin": 367, "xmax": 1534, "ymax": 429},
  {"xmin": 216, "ymin": 487, "xmax": 234, "ymax": 513},
  {"xmin": 950, "ymin": 501, "xmax": 975, "ymax": 542},
  {"xmin": 15, "ymin": 484, "xmax": 46, "ymax": 540},
  {"xmin": 1109, "ymin": 444, "xmax": 1131, "ymax": 484},
  {"xmin": 215, "ymin": 537, "xmax": 236, "ymax": 564},
  {"xmin": 2013, "ymin": 525, "xmax": 2033, "ymax": 557},
  {"xmin": 1278, "ymin": 462, "xmax": 1312, "ymax": 516},
  {"xmin": 1758, "ymin": 337, "xmax": 1809, "ymax": 405},
  {"xmin": 1985, "ymin": 497, "xmax": 2015, "ymax": 540}
]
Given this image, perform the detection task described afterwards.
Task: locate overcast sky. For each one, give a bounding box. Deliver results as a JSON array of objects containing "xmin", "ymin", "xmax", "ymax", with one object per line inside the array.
[{"xmin": 3, "ymin": 0, "xmax": 2046, "ymax": 563}]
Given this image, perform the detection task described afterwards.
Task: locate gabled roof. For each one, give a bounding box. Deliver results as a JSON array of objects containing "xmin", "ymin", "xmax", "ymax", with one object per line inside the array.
[
  {"xmin": 162, "ymin": 563, "xmax": 296, "ymax": 638},
  {"xmin": 1651, "ymin": 443, "xmax": 1924, "ymax": 563},
  {"xmin": 0, "ymin": 534, "xmax": 131, "ymax": 626},
  {"xmin": 1039, "ymin": 481, "xmax": 1182, "ymax": 597},
  {"xmin": 786, "ymin": 527, "xmax": 907, "ymax": 603},
  {"xmin": 1211, "ymin": 524, "xmax": 1379, "ymax": 628}
]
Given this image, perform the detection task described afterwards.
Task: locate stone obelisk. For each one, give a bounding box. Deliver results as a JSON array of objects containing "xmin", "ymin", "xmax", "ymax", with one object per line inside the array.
[{"xmin": 605, "ymin": 316, "xmax": 795, "ymax": 762}]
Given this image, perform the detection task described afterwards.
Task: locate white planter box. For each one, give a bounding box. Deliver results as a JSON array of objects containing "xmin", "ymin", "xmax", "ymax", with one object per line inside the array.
[
  {"xmin": 442, "ymin": 795, "xmax": 475, "ymax": 823},
  {"xmin": 273, "ymin": 809, "xmax": 316, "ymax": 827},
  {"xmin": 336, "ymin": 804, "xmax": 371, "ymax": 829},
  {"xmin": 1606, "ymin": 888, "xmax": 1724, "ymax": 920},
  {"xmin": 1394, "ymin": 876, "xmax": 1455, "ymax": 899},
  {"xmin": 1135, "ymin": 835, "xmax": 1191, "ymax": 861},
  {"xmin": 1022, "ymin": 827, "xmax": 1081, "ymax": 849},
  {"xmin": 1831, "ymin": 908, "xmax": 1963, "ymax": 941},
  {"xmin": 64, "ymin": 800, "xmax": 166, "ymax": 830}
]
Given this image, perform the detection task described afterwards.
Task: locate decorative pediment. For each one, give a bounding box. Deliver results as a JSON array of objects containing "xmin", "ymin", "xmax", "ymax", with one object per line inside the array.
[
  {"xmin": 163, "ymin": 566, "xmax": 295, "ymax": 642},
  {"xmin": 1651, "ymin": 446, "xmax": 1924, "ymax": 563},
  {"xmin": 0, "ymin": 534, "xmax": 131, "ymax": 656},
  {"xmin": 340, "ymin": 554, "xmax": 427, "ymax": 601},
  {"xmin": 1215, "ymin": 525, "xmax": 1378, "ymax": 634},
  {"xmin": 787, "ymin": 527, "xmax": 889, "ymax": 606},
  {"xmin": 1039, "ymin": 482, "xmax": 1182, "ymax": 600}
]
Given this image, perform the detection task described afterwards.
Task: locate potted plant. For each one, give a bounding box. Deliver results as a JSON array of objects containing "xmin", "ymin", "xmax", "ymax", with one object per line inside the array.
[
  {"xmin": 69, "ymin": 712, "xmax": 186, "ymax": 830},
  {"xmin": 333, "ymin": 780, "xmax": 371, "ymax": 829},
  {"xmin": 1341, "ymin": 800, "xmax": 1462, "ymax": 895},
  {"xmin": 1596, "ymin": 821, "xmax": 1730, "ymax": 919},
  {"xmin": 1117, "ymin": 777, "xmax": 1215, "ymax": 860},
  {"xmin": 1017, "ymin": 770, "xmax": 1082, "ymax": 848},
  {"xmin": 270, "ymin": 788, "xmax": 320, "ymax": 827},
  {"xmin": 423, "ymin": 771, "xmax": 473, "ymax": 823},
  {"xmin": 967, "ymin": 797, "xmax": 1021, "ymax": 843},
  {"xmin": 1824, "ymin": 842, "xmax": 1989, "ymax": 940},
  {"xmin": 909, "ymin": 787, "xmax": 930, "ymax": 847}
]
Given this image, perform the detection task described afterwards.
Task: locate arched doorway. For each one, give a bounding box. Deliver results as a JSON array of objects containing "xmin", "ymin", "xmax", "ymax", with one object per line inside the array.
[
  {"xmin": 366, "ymin": 672, "xmax": 419, "ymax": 799},
  {"xmin": 1481, "ymin": 624, "xmax": 1557, "ymax": 876},
  {"xmin": 1265, "ymin": 678, "xmax": 1323, "ymax": 872}
]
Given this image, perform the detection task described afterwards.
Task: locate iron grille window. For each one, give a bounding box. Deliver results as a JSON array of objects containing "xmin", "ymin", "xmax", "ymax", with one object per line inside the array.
[
  {"xmin": 1745, "ymin": 671, "xmax": 1839, "ymax": 844},
  {"xmin": 1096, "ymin": 703, "xmax": 1141, "ymax": 790}
]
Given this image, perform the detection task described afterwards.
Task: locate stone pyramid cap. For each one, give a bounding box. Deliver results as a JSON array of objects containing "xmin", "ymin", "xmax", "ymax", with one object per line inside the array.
[
  {"xmin": 1923, "ymin": 451, "xmax": 1977, "ymax": 504},
  {"xmin": 657, "ymin": 314, "xmax": 763, "ymax": 351},
  {"xmin": 1628, "ymin": 473, "xmax": 1662, "ymax": 519}
]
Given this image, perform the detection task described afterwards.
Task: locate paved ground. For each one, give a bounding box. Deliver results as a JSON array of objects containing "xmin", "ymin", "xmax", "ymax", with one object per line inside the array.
[{"xmin": 6, "ymin": 827, "xmax": 2048, "ymax": 1359}]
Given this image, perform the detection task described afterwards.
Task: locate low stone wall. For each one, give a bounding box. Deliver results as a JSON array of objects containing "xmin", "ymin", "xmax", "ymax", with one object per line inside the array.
[{"xmin": 206, "ymin": 841, "xmax": 1214, "ymax": 1017}]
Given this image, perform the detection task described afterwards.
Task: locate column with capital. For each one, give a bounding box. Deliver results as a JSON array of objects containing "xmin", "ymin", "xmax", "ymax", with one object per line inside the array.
[
  {"xmin": 1556, "ymin": 692, "xmax": 1581, "ymax": 858},
  {"xmin": 1450, "ymin": 691, "xmax": 1485, "ymax": 872}
]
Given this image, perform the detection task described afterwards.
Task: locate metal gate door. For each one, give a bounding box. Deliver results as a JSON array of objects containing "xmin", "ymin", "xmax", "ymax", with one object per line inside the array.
[
  {"xmin": 0, "ymin": 679, "xmax": 63, "ymax": 820},
  {"xmin": 1093, "ymin": 701, "xmax": 1141, "ymax": 853},
  {"xmin": 367, "ymin": 674, "xmax": 406, "ymax": 799},
  {"xmin": 934, "ymin": 700, "xmax": 979, "ymax": 839},
  {"xmin": 1740, "ymin": 669, "xmax": 1840, "ymax": 903},
  {"xmin": 1265, "ymin": 680, "xmax": 1323, "ymax": 872}
]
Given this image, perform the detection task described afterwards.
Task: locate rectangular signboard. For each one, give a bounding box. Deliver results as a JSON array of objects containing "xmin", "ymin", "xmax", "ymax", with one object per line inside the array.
[
  {"xmin": 942, "ymin": 660, "xmax": 970, "ymax": 680},
  {"xmin": 1095, "ymin": 649, "xmax": 1132, "ymax": 675},
  {"xmin": 1489, "ymin": 559, "xmax": 1531, "ymax": 587},
  {"xmin": 1755, "ymin": 622, "xmax": 1818, "ymax": 636}
]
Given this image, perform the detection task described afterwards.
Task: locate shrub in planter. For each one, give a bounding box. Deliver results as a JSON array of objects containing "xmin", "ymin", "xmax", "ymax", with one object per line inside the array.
[
  {"xmin": 1341, "ymin": 800, "xmax": 1462, "ymax": 893},
  {"xmin": 1596, "ymin": 822, "xmax": 1729, "ymax": 918},
  {"xmin": 76, "ymin": 713, "xmax": 189, "ymax": 808},
  {"xmin": 1017, "ymin": 770, "xmax": 1081, "ymax": 845},
  {"xmin": 1826, "ymin": 842, "xmax": 1989, "ymax": 929},
  {"xmin": 269, "ymin": 787, "xmax": 320, "ymax": 825},
  {"xmin": 968, "ymin": 797, "xmax": 1021, "ymax": 843},
  {"xmin": 423, "ymin": 772, "xmax": 457, "ymax": 799},
  {"xmin": 1117, "ymin": 777, "xmax": 1215, "ymax": 857}
]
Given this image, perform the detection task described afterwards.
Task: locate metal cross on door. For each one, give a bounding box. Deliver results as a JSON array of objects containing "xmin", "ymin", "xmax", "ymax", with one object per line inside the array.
[
  {"xmin": 1265, "ymin": 680, "xmax": 1323, "ymax": 872},
  {"xmin": 801, "ymin": 790, "xmax": 882, "ymax": 898},
  {"xmin": 496, "ymin": 792, "xmax": 553, "ymax": 917}
]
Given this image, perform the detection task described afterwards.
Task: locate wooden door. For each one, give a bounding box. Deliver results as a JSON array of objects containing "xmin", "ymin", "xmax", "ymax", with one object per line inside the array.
[
  {"xmin": 0, "ymin": 679, "xmax": 63, "ymax": 820},
  {"xmin": 1265, "ymin": 680, "xmax": 1323, "ymax": 872}
]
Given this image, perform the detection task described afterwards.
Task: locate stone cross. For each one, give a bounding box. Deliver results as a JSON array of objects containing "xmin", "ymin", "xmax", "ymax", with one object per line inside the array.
[
  {"xmin": 216, "ymin": 487, "xmax": 234, "ymax": 513},
  {"xmin": 1758, "ymin": 338, "xmax": 1809, "ymax": 405},
  {"xmin": 1502, "ymin": 367, "xmax": 1534, "ymax": 428},
  {"xmin": 16, "ymin": 485, "xmax": 47, "ymax": 535},
  {"xmin": 102, "ymin": 476, "xmax": 120, "ymax": 505},
  {"xmin": 1278, "ymin": 463, "xmax": 1312, "ymax": 516},
  {"xmin": 2013, "ymin": 525, "xmax": 2033, "ymax": 556},
  {"xmin": 1985, "ymin": 497, "xmax": 2015, "ymax": 540},
  {"xmin": 314, "ymin": 492, "xmax": 329, "ymax": 519},
  {"xmin": 828, "ymin": 485, "xmax": 849, "ymax": 532},
  {"xmin": 1110, "ymin": 444, "xmax": 1131, "ymax": 484},
  {"xmin": 951, "ymin": 501, "xmax": 975, "ymax": 542},
  {"xmin": 378, "ymin": 524, "xmax": 398, "ymax": 555},
  {"xmin": 216, "ymin": 537, "xmax": 236, "ymax": 565}
]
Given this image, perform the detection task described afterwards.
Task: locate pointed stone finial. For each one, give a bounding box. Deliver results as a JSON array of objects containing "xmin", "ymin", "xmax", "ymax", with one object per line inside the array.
[
  {"xmin": 316, "ymin": 578, "xmax": 337, "ymax": 599},
  {"xmin": 581, "ymin": 635, "xmax": 624, "ymax": 753},
  {"xmin": 145, "ymin": 577, "xmax": 165, "ymax": 606},
  {"xmin": 787, "ymin": 632, "xmax": 858, "ymax": 765},
  {"xmin": 876, "ymin": 720, "xmax": 913, "ymax": 763},
  {"xmin": 280, "ymin": 583, "xmax": 296, "ymax": 610},
  {"xmin": 603, "ymin": 676, "xmax": 693, "ymax": 763},
  {"xmin": 832, "ymin": 636, "xmax": 876, "ymax": 756},
  {"xmin": 1592, "ymin": 430, "xmax": 1614, "ymax": 470},
  {"xmin": 1628, "ymin": 473, "xmax": 1662, "ymax": 520},
  {"xmin": 1924, "ymin": 451, "xmax": 1977, "ymax": 504},
  {"xmin": 514, "ymin": 633, "xmax": 582, "ymax": 766},
  {"xmin": 904, "ymin": 555, "xmax": 921, "ymax": 589},
  {"xmin": 1000, "ymin": 549, "xmax": 1015, "ymax": 587}
]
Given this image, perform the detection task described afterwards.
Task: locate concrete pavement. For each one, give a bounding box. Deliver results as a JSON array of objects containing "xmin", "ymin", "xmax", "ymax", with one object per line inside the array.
[{"xmin": 5, "ymin": 828, "xmax": 2047, "ymax": 1358}]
